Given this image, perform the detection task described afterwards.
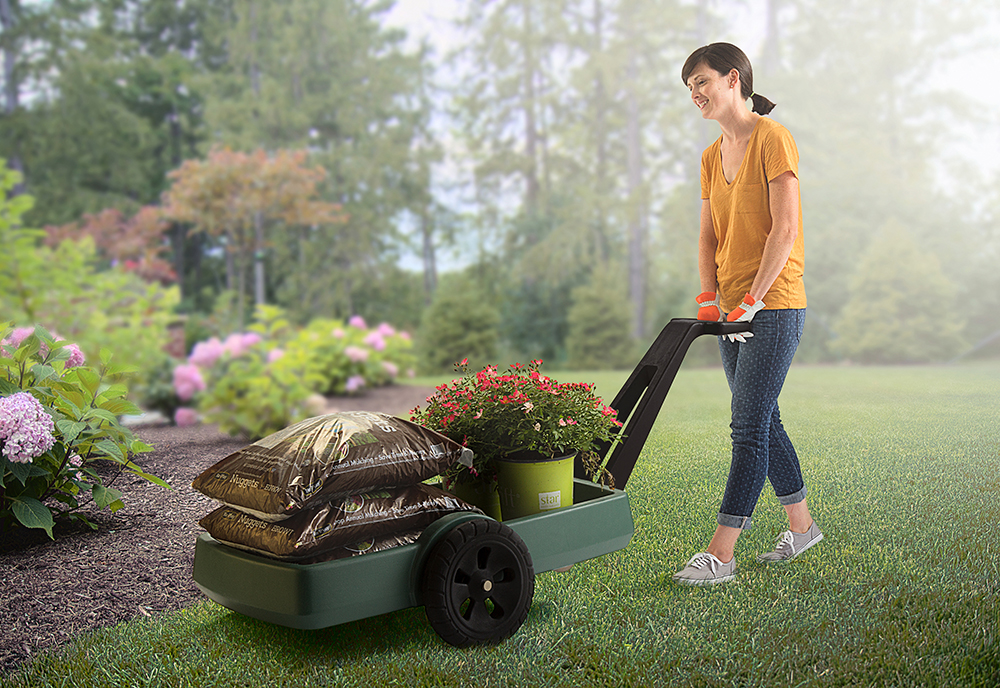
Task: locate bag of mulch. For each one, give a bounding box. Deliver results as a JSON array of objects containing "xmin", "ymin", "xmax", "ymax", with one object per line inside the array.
[
  {"xmin": 192, "ymin": 411, "xmax": 473, "ymax": 521},
  {"xmin": 296, "ymin": 529, "xmax": 423, "ymax": 565},
  {"xmin": 199, "ymin": 483, "xmax": 481, "ymax": 561}
]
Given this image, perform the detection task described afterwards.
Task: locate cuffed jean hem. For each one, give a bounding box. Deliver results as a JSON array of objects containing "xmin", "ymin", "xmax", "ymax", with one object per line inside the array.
[
  {"xmin": 717, "ymin": 512, "xmax": 754, "ymax": 530},
  {"xmin": 777, "ymin": 485, "xmax": 808, "ymax": 506}
]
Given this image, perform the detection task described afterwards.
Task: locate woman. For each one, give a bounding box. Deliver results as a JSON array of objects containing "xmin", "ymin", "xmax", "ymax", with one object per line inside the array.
[{"xmin": 672, "ymin": 43, "xmax": 822, "ymax": 586}]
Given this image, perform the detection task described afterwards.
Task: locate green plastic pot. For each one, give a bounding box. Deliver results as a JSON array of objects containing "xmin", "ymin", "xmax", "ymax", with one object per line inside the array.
[
  {"xmin": 448, "ymin": 477, "xmax": 502, "ymax": 521},
  {"xmin": 495, "ymin": 452, "xmax": 576, "ymax": 520}
]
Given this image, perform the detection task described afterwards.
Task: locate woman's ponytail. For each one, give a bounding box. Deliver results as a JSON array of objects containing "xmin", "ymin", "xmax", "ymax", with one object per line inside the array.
[{"xmin": 750, "ymin": 92, "xmax": 776, "ymax": 116}]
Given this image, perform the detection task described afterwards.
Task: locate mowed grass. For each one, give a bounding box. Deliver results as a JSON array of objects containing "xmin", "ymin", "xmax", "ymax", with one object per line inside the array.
[{"xmin": 4, "ymin": 363, "xmax": 999, "ymax": 687}]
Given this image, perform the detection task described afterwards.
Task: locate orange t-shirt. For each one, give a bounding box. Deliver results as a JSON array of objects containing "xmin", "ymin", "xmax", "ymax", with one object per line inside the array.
[{"xmin": 700, "ymin": 117, "xmax": 806, "ymax": 313}]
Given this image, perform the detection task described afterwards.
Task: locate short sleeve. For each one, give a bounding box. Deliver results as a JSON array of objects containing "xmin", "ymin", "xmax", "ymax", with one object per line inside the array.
[
  {"xmin": 762, "ymin": 125, "xmax": 799, "ymax": 183},
  {"xmin": 700, "ymin": 146, "xmax": 712, "ymax": 200}
]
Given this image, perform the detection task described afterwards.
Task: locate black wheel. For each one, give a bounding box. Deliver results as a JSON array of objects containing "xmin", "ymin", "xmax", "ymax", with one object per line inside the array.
[{"xmin": 422, "ymin": 519, "xmax": 534, "ymax": 647}]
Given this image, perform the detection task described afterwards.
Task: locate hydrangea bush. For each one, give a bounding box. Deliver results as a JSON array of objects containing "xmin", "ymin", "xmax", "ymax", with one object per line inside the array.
[
  {"xmin": 0, "ymin": 324, "xmax": 167, "ymax": 538},
  {"xmin": 291, "ymin": 314, "xmax": 415, "ymax": 395},
  {"xmin": 172, "ymin": 306, "xmax": 415, "ymax": 439}
]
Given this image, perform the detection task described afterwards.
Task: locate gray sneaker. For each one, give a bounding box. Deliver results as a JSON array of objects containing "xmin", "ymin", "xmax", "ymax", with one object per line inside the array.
[
  {"xmin": 671, "ymin": 552, "xmax": 737, "ymax": 586},
  {"xmin": 757, "ymin": 521, "xmax": 823, "ymax": 563}
]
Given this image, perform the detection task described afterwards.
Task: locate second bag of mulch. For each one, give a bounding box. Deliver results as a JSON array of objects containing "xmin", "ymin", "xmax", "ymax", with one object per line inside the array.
[
  {"xmin": 199, "ymin": 483, "xmax": 479, "ymax": 561},
  {"xmin": 192, "ymin": 411, "xmax": 473, "ymax": 521}
]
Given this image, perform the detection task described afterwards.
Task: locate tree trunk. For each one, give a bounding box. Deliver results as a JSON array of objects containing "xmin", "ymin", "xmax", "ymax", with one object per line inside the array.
[
  {"xmin": 0, "ymin": 0, "xmax": 24, "ymax": 195},
  {"xmin": 521, "ymin": 1, "xmax": 540, "ymax": 216},
  {"xmin": 591, "ymin": 0, "xmax": 609, "ymax": 264},
  {"xmin": 420, "ymin": 206, "xmax": 437, "ymax": 304},
  {"xmin": 625, "ymin": 39, "xmax": 646, "ymax": 341},
  {"xmin": 253, "ymin": 210, "xmax": 265, "ymax": 305}
]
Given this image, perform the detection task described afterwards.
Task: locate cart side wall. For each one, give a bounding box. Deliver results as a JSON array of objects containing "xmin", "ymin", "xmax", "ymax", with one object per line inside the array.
[
  {"xmin": 193, "ymin": 534, "xmax": 416, "ymax": 630},
  {"xmin": 505, "ymin": 480, "xmax": 634, "ymax": 574}
]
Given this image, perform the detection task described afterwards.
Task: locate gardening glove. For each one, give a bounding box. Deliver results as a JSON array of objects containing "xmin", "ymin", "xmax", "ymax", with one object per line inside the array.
[
  {"xmin": 696, "ymin": 292, "xmax": 723, "ymax": 322},
  {"xmin": 724, "ymin": 293, "xmax": 765, "ymax": 342}
]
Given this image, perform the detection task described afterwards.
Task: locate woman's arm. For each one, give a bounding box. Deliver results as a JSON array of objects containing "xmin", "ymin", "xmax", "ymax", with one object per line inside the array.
[
  {"xmin": 698, "ymin": 199, "xmax": 719, "ymax": 294},
  {"xmin": 748, "ymin": 171, "xmax": 799, "ymax": 301}
]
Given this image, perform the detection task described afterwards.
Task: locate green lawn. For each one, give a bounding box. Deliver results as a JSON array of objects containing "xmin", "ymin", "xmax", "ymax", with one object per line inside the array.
[{"xmin": 5, "ymin": 363, "xmax": 999, "ymax": 687}]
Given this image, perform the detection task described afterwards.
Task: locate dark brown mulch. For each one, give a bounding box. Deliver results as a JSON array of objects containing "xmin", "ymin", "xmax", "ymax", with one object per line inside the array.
[{"xmin": 0, "ymin": 385, "xmax": 435, "ymax": 675}]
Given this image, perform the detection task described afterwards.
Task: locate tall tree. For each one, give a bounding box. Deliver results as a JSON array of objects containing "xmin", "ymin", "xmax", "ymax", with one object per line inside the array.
[
  {"xmin": 162, "ymin": 147, "xmax": 345, "ymax": 326},
  {"xmin": 774, "ymin": 0, "xmax": 981, "ymax": 358},
  {"xmin": 203, "ymin": 0, "xmax": 433, "ymax": 321}
]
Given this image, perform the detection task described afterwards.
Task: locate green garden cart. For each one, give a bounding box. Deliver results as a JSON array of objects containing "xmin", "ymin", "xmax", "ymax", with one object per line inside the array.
[{"xmin": 192, "ymin": 318, "xmax": 749, "ymax": 646}]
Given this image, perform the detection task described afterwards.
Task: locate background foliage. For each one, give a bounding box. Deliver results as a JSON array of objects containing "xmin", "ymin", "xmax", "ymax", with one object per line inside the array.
[{"xmin": 1, "ymin": 0, "xmax": 998, "ymax": 367}]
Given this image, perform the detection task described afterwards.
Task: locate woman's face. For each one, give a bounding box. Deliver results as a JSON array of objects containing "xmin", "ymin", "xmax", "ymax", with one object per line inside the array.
[{"xmin": 686, "ymin": 63, "xmax": 736, "ymax": 120}]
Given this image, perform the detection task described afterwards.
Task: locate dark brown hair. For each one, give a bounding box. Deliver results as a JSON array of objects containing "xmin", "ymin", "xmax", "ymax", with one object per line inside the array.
[{"xmin": 681, "ymin": 43, "xmax": 776, "ymax": 116}]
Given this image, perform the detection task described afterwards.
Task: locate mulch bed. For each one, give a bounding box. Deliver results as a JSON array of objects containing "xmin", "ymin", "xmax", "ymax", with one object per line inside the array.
[{"xmin": 0, "ymin": 385, "xmax": 435, "ymax": 674}]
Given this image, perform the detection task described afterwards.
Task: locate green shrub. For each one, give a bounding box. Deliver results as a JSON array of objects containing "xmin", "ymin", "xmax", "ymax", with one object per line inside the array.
[
  {"xmin": 0, "ymin": 324, "xmax": 167, "ymax": 538},
  {"xmin": 417, "ymin": 278, "xmax": 501, "ymax": 373},
  {"xmin": 175, "ymin": 306, "xmax": 416, "ymax": 439},
  {"xmin": 834, "ymin": 219, "xmax": 967, "ymax": 363},
  {"xmin": 291, "ymin": 315, "xmax": 416, "ymax": 395},
  {"xmin": 566, "ymin": 267, "xmax": 636, "ymax": 370},
  {"xmin": 0, "ymin": 161, "xmax": 180, "ymax": 386}
]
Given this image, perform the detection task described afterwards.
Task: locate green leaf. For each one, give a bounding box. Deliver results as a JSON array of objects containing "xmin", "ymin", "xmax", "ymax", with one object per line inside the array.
[
  {"xmin": 74, "ymin": 368, "xmax": 101, "ymax": 396},
  {"xmin": 100, "ymin": 348, "xmax": 113, "ymax": 367},
  {"xmin": 94, "ymin": 439, "xmax": 125, "ymax": 462},
  {"xmin": 129, "ymin": 439, "xmax": 154, "ymax": 454},
  {"xmin": 84, "ymin": 407, "xmax": 119, "ymax": 424},
  {"xmin": 6, "ymin": 460, "xmax": 50, "ymax": 486},
  {"xmin": 100, "ymin": 383, "xmax": 130, "ymax": 400},
  {"xmin": 29, "ymin": 364, "xmax": 57, "ymax": 383},
  {"xmin": 99, "ymin": 397, "xmax": 140, "ymax": 416},
  {"xmin": 0, "ymin": 376, "xmax": 18, "ymax": 394},
  {"xmin": 93, "ymin": 484, "xmax": 123, "ymax": 511},
  {"xmin": 130, "ymin": 469, "xmax": 172, "ymax": 489},
  {"xmin": 10, "ymin": 496, "xmax": 55, "ymax": 539},
  {"xmin": 56, "ymin": 419, "xmax": 88, "ymax": 444}
]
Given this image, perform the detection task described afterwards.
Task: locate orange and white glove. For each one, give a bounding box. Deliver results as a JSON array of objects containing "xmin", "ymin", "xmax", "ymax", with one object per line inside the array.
[
  {"xmin": 724, "ymin": 293, "xmax": 765, "ymax": 342},
  {"xmin": 696, "ymin": 292, "xmax": 723, "ymax": 322}
]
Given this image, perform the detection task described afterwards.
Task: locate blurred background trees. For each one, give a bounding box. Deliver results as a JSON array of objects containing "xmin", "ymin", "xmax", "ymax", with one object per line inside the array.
[{"xmin": 2, "ymin": 0, "xmax": 998, "ymax": 372}]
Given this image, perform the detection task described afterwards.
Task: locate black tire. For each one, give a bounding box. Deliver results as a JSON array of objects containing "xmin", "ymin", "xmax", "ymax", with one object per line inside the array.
[{"xmin": 422, "ymin": 519, "xmax": 534, "ymax": 647}]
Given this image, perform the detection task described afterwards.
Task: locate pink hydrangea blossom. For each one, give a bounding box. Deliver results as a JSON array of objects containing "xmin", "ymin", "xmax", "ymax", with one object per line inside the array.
[
  {"xmin": 398, "ymin": 331, "xmax": 411, "ymax": 341},
  {"xmin": 173, "ymin": 363, "xmax": 206, "ymax": 401},
  {"xmin": 189, "ymin": 337, "xmax": 225, "ymax": 367},
  {"xmin": 345, "ymin": 375, "xmax": 366, "ymax": 393},
  {"xmin": 68, "ymin": 453, "xmax": 84, "ymax": 480},
  {"xmin": 1, "ymin": 327, "xmax": 36, "ymax": 350},
  {"xmin": 0, "ymin": 392, "xmax": 56, "ymax": 464},
  {"xmin": 174, "ymin": 407, "xmax": 199, "ymax": 427},
  {"xmin": 381, "ymin": 361, "xmax": 399, "ymax": 378},
  {"xmin": 377, "ymin": 323, "xmax": 396, "ymax": 337},
  {"xmin": 332, "ymin": 328, "xmax": 346, "ymax": 339},
  {"xmin": 344, "ymin": 346, "xmax": 369, "ymax": 363},
  {"xmin": 267, "ymin": 348, "xmax": 285, "ymax": 364},
  {"xmin": 64, "ymin": 343, "xmax": 86, "ymax": 368},
  {"xmin": 348, "ymin": 315, "xmax": 367, "ymax": 329},
  {"xmin": 364, "ymin": 332, "xmax": 386, "ymax": 352}
]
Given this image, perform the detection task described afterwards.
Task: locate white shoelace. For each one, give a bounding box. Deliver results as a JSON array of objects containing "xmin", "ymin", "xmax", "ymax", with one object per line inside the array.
[
  {"xmin": 686, "ymin": 552, "xmax": 721, "ymax": 573},
  {"xmin": 773, "ymin": 530, "xmax": 796, "ymax": 556}
]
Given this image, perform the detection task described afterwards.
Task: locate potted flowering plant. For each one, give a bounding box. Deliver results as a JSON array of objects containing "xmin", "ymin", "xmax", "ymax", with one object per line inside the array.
[{"xmin": 410, "ymin": 359, "xmax": 622, "ymax": 519}]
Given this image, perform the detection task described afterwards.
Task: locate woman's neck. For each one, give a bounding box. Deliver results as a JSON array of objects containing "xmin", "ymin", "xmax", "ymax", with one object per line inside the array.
[{"xmin": 717, "ymin": 107, "xmax": 760, "ymax": 144}]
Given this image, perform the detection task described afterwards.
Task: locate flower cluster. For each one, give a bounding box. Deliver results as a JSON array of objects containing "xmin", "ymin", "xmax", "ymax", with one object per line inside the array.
[
  {"xmin": 1, "ymin": 327, "xmax": 85, "ymax": 368},
  {"xmin": 410, "ymin": 360, "xmax": 622, "ymax": 484},
  {"xmin": 2, "ymin": 322, "xmax": 162, "ymax": 538},
  {"xmin": 0, "ymin": 392, "xmax": 56, "ymax": 463}
]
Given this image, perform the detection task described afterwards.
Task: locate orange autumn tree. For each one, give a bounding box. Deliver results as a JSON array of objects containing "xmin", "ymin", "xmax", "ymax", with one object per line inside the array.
[
  {"xmin": 162, "ymin": 147, "xmax": 346, "ymax": 324},
  {"xmin": 44, "ymin": 206, "xmax": 177, "ymax": 285}
]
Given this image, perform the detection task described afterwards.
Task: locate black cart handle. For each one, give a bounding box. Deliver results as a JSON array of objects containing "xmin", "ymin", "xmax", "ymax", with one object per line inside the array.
[{"xmin": 579, "ymin": 318, "xmax": 750, "ymax": 489}]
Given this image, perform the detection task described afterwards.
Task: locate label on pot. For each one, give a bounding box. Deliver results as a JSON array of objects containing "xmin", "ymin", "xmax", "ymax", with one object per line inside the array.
[{"xmin": 538, "ymin": 490, "xmax": 561, "ymax": 511}]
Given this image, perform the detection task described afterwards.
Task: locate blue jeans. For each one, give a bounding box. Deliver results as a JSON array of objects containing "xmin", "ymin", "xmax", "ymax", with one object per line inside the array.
[{"xmin": 717, "ymin": 309, "xmax": 807, "ymax": 530}]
